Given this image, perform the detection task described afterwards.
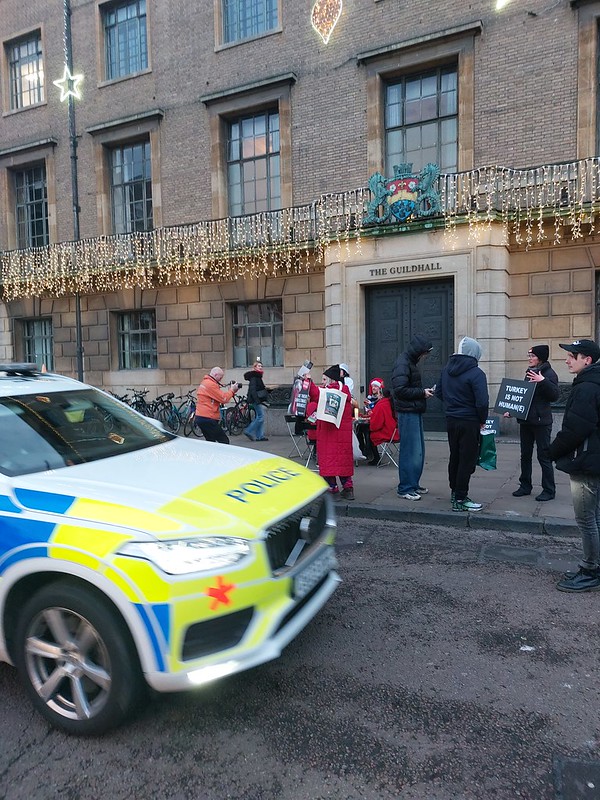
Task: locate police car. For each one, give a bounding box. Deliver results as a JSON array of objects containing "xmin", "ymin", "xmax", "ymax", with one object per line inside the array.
[{"xmin": 0, "ymin": 364, "xmax": 339, "ymax": 735}]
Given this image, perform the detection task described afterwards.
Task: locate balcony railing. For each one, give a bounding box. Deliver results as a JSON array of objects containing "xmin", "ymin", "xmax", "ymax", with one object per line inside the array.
[{"xmin": 2, "ymin": 158, "xmax": 599, "ymax": 300}]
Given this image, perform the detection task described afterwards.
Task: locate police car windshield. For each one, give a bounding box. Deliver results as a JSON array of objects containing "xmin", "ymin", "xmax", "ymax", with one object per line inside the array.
[{"xmin": 0, "ymin": 389, "xmax": 173, "ymax": 476}]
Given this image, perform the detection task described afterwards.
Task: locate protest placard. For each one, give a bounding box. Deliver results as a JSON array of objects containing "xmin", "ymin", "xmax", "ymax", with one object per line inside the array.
[
  {"xmin": 483, "ymin": 416, "xmax": 499, "ymax": 435},
  {"xmin": 493, "ymin": 378, "xmax": 535, "ymax": 420}
]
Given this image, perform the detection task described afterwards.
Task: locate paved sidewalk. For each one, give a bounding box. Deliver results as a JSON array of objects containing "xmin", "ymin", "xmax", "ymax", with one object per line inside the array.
[{"xmin": 235, "ymin": 431, "xmax": 578, "ymax": 536}]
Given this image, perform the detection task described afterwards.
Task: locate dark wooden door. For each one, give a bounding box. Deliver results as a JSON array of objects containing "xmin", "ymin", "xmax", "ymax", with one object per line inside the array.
[{"xmin": 365, "ymin": 279, "xmax": 454, "ymax": 431}]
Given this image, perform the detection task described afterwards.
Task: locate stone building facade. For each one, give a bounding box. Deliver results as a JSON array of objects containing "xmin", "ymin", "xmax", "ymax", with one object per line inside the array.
[{"xmin": 0, "ymin": 0, "xmax": 600, "ymax": 425}]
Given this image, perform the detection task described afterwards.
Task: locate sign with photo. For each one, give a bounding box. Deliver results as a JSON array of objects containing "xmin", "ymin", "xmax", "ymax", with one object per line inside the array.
[
  {"xmin": 316, "ymin": 386, "xmax": 347, "ymax": 428},
  {"xmin": 493, "ymin": 378, "xmax": 535, "ymax": 420}
]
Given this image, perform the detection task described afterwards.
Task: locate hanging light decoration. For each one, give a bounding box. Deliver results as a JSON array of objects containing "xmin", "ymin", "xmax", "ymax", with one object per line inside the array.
[
  {"xmin": 52, "ymin": 65, "xmax": 83, "ymax": 102},
  {"xmin": 3, "ymin": 159, "xmax": 600, "ymax": 300},
  {"xmin": 311, "ymin": 0, "xmax": 343, "ymax": 44}
]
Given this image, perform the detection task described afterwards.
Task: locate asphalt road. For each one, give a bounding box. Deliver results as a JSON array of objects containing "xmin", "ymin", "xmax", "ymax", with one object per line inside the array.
[{"xmin": 1, "ymin": 518, "xmax": 599, "ymax": 800}]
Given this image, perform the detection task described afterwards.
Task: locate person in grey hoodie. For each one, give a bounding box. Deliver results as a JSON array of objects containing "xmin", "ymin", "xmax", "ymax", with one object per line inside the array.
[{"xmin": 435, "ymin": 336, "xmax": 489, "ymax": 512}]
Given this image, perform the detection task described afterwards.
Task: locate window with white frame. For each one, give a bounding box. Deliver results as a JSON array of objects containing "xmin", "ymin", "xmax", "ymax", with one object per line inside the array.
[
  {"xmin": 23, "ymin": 318, "xmax": 53, "ymax": 370},
  {"xmin": 109, "ymin": 141, "xmax": 153, "ymax": 234},
  {"xmin": 7, "ymin": 32, "xmax": 44, "ymax": 110},
  {"xmin": 14, "ymin": 164, "xmax": 49, "ymax": 248},
  {"xmin": 117, "ymin": 310, "xmax": 157, "ymax": 369},
  {"xmin": 232, "ymin": 301, "xmax": 283, "ymax": 367},
  {"xmin": 385, "ymin": 65, "xmax": 458, "ymax": 175},
  {"xmin": 227, "ymin": 110, "xmax": 281, "ymax": 216},
  {"xmin": 103, "ymin": 0, "xmax": 148, "ymax": 81},
  {"xmin": 222, "ymin": 0, "xmax": 278, "ymax": 44}
]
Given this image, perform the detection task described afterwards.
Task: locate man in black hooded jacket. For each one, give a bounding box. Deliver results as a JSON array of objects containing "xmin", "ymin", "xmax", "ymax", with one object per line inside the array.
[
  {"xmin": 548, "ymin": 339, "xmax": 600, "ymax": 592},
  {"xmin": 391, "ymin": 333, "xmax": 434, "ymax": 501}
]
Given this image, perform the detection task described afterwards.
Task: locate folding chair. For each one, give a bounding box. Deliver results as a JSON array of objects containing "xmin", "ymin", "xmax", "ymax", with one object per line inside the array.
[
  {"xmin": 285, "ymin": 414, "xmax": 305, "ymax": 459},
  {"xmin": 377, "ymin": 427, "xmax": 400, "ymax": 468},
  {"xmin": 303, "ymin": 430, "xmax": 318, "ymax": 469}
]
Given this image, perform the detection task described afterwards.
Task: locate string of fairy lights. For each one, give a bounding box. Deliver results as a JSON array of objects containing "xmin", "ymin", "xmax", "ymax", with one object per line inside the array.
[{"xmin": 2, "ymin": 159, "xmax": 600, "ymax": 301}]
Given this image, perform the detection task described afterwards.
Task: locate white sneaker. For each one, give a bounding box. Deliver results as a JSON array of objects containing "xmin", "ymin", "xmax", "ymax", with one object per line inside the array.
[
  {"xmin": 416, "ymin": 486, "xmax": 429, "ymax": 495},
  {"xmin": 462, "ymin": 498, "xmax": 483, "ymax": 511},
  {"xmin": 398, "ymin": 491, "xmax": 421, "ymax": 501}
]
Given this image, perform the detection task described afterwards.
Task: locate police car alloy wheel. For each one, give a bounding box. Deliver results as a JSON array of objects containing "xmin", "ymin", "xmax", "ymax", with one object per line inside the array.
[{"xmin": 14, "ymin": 583, "xmax": 142, "ymax": 736}]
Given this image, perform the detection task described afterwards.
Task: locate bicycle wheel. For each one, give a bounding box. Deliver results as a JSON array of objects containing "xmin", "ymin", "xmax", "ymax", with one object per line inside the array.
[
  {"xmin": 227, "ymin": 407, "xmax": 245, "ymax": 436},
  {"xmin": 183, "ymin": 414, "xmax": 203, "ymax": 438},
  {"xmin": 158, "ymin": 404, "xmax": 180, "ymax": 434}
]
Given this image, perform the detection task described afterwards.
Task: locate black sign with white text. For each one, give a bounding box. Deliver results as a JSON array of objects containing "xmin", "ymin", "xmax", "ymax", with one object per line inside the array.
[{"xmin": 494, "ymin": 378, "xmax": 535, "ymax": 420}]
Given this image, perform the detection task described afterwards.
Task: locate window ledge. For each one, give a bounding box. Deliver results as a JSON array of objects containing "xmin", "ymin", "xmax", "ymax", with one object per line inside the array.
[
  {"xmin": 2, "ymin": 100, "xmax": 48, "ymax": 118},
  {"xmin": 86, "ymin": 108, "xmax": 164, "ymax": 135},
  {"xmin": 0, "ymin": 137, "xmax": 57, "ymax": 158},
  {"xmin": 200, "ymin": 72, "xmax": 296, "ymax": 105},
  {"xmin": 356, "ymin": 21, "xmax": 483, "ymax": 64},
  {"xmin": 215, "ymin": 26, "xmax": 282, "ymax": 52},
  {"xmin": 97, "ymin": 68, "xmax": 152, "ymax": 90}
]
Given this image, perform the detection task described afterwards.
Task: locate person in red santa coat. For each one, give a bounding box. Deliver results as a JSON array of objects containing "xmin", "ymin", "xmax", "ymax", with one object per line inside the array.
[
  {"xmin": 309, "ymin": 364, "xmax": 354, "ymax": 499},
  {"xmin": 366, "ymin": 389, "xmax": 399, "ymax": 465}
]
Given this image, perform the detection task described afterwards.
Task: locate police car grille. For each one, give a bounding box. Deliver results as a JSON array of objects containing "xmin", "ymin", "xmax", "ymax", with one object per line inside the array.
[
  {"xmin": 182, "ymin": 608, "xmax": 254, "ymax": 661},
  {"xmin": 265, "ymin": 493, "xmax": 327, "ymax": 572}
]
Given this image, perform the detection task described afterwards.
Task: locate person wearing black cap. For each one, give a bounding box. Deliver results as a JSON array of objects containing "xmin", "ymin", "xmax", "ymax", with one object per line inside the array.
[
  {"xmin": 391, "ymin": 333, "xmax": 435, "ymax": 500},
  {"xmin": 547, "ymin": 339, "xmax": 600, "ymax": 592},
  {"xmin": 509, "ymin": 344, "xmax": 559, "ymax": 501}
]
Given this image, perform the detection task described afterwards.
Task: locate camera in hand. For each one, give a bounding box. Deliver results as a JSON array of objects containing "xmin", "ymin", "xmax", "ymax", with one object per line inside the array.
[{"xmin": 232, "ymin": 381, "xmax": 242, "ymax": 389}]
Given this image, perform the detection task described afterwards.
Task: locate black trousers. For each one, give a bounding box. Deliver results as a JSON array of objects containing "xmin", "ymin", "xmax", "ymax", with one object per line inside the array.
[
  {"xmin": 447, "ymin": 417, "xmax": 480, "ymax": 501},
  {"xmin": 518, "ymin": 423, "xmax": 554, "ymax": 495},
  {"xmin": 195, "ymin": 416, "xmax": 230, "ymax": 444}
]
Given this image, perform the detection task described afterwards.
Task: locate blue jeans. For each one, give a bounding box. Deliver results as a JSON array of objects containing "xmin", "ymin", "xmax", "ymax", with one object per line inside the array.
[
  {"xmin": 245, "ymin": 403, "xmax": 265, "ymax": 440},
  {"xmin": 397, "ymin": 412, "xmax": 425, "ymax": 494},
  {"xmin": 570, "ymin": 474, "xmax": 600, "ymax": 570}
]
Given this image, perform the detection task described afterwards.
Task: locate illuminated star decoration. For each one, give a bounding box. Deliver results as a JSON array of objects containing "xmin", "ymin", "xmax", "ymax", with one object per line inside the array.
[
  {"xmin": 206, "ymin": 576, "xmax": 236, "ymax": 610},
  {"xmin": 311, "ymin": 0, "xmax": 343, "ymax": 44},
  {"xmin": 53, "ymin": 65, "xmax": 83, "ymax": 102}
]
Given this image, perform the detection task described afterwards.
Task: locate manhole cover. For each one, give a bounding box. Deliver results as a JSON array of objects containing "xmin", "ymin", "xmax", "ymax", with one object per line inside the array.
[{"xmin": 554, "ymin": 757, "xmax": 600, "ymax": 799}]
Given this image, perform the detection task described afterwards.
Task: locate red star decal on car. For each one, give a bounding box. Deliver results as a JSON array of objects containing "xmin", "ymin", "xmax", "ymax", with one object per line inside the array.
[{"xmin": 206, "ymin": 576, "xmax": 236, "ymax": 610}]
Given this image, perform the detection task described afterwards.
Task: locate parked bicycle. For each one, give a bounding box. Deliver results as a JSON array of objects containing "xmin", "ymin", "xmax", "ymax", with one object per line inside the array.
[
  {"xmin": 152, "ymin": 392, "xmax": 180, "ymax": 433},
  {"xmin": 126, "ymin": 388, "xmax": 153, "ymax": 417}
]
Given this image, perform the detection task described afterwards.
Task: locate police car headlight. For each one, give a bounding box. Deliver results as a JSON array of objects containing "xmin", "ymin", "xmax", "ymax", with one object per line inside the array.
[{"xmin": 119, "ymin": 536, "xmax": 250, "ymax": 575}]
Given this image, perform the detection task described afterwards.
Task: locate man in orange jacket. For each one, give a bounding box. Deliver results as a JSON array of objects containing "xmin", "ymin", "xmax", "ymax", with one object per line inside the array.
[{"xmin": 195, "ymin": 366, "xmax": 240, "ymax": 443}]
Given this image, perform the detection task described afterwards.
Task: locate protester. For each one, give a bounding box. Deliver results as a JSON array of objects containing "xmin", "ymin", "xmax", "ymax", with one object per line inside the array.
[
  {"xmin": 364, "ymin": 378, "xmax": 384, "ymax": 412},
  {"xmin": 435, "ymin": 336, "xmax": 489, "ymax": 512},
  {"xmin": 243, "ymin": 360, "xmax": 269, "ymax": 442},
  {"xmin": 195, "ymin": 366, "xmax": 240, "ymax": 444},
  {"xmin": 289, "ymin": 363, "xmax": 315, "ymax": 434},
  {"xmin": 547, "ymin": 339, "xmax": 600, "ymax": 592},
  {"xmin": 365, "ymin": 388, "xmax": 398, "ymax": 465},
  {"xmin": 509, "ymin": 344, "xmax": 559, "ymax": 501},
  {"xmin": 391, "ymin": 334, "xmax": 434, "ymax": 500},
  {"xmin": 309, "ymin": 365, "xmax": 354, "ymax": 499},
  {"xmin": 339, "ymin": 363, "xmax": 354, "ymax": 395}
]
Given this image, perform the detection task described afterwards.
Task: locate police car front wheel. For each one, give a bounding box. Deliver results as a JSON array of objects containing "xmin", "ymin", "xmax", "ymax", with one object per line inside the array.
[{"xmin": 14, "ymin": 582, "xmax": 143, "ymax": 735}]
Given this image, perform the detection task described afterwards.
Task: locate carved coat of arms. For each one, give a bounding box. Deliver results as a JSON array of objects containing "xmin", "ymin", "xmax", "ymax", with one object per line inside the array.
[{"xmin": 364, "ymin": 163, "xmax": 442, "ymax": 225}]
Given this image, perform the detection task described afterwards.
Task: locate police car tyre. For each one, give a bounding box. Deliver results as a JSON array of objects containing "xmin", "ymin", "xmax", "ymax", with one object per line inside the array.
[{"xmin": 14, "ymin": 582, "xmax": 143, "ymax": 736}]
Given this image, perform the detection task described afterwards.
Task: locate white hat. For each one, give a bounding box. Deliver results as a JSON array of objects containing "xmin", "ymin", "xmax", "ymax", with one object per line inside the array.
[{"xmin": 339, "ymin": 363, "xmax": 350, "ymax": 374}]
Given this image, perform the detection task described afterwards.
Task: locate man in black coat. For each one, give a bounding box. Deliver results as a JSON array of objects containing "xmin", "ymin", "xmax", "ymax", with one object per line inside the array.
[
  {"xmin": 547, "ymin": 339, "xmax": 600, "ymax": 592},
  {"xmin": 511, "ymin": 344, "xmax": 560, "ymax": 501}
]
